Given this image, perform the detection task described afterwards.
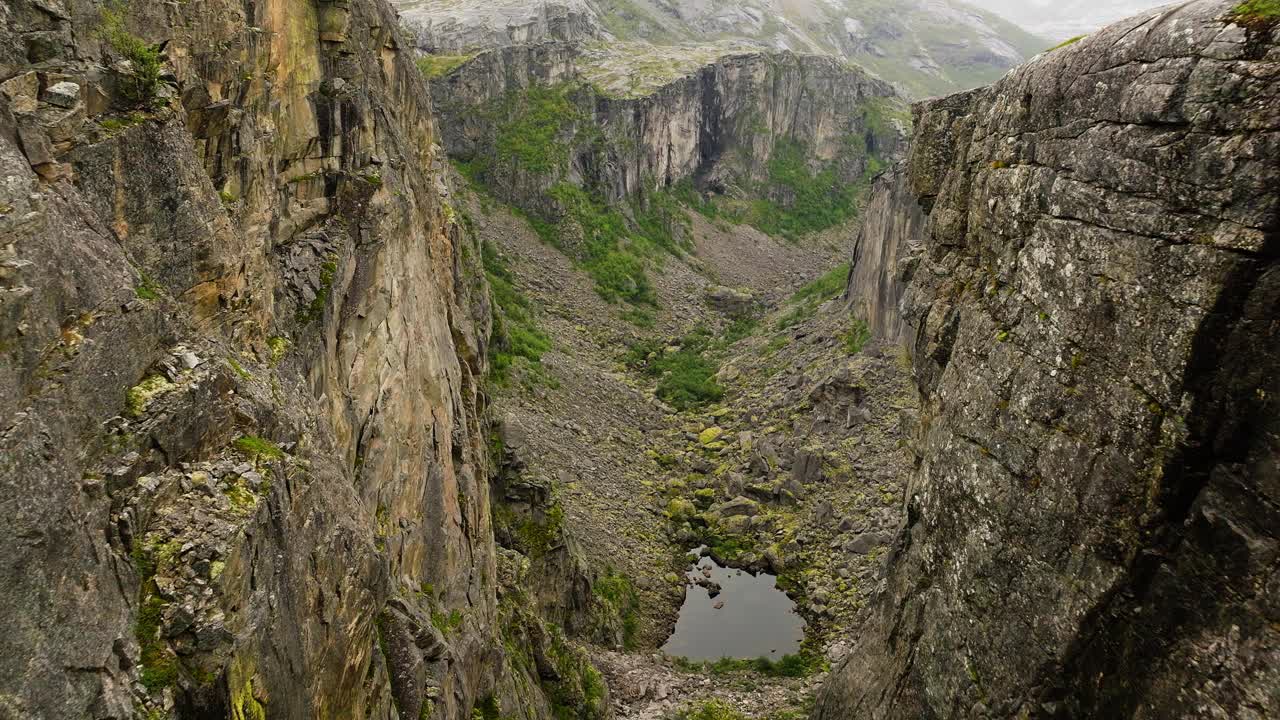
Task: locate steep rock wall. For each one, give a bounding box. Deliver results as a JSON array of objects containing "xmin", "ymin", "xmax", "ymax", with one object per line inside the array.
[
  {"xmin": 822, "ymin": 1, "xmax": 1278, "ymax": 717},
  {"xmin": 843, "ymin": 162, "xmax": 926, "ymax": 344},
  {"xmin": 431, "ymin": 46, "xmax": 902, "ymax": 214},
  {"xmin": 0, "ymin": 0, "xmax": 538, "ymax": 718}
]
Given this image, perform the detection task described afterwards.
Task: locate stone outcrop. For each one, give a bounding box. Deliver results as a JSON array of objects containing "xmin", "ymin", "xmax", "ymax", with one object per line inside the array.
[
  {"xmin": 0, "ymin": 0, "xmax": 583, "ymax": 717},
  {"xmin": 843, "ymin": 163, "xmax": 926, "ymax": 344},
  {"xmin": 821, "ymin": 2, "xmax": 1278, "ymax": 717}
]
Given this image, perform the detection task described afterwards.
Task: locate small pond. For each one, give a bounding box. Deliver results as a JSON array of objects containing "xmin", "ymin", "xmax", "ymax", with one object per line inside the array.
[{"xmin": 661, "ymin": 548, "xmax": 805, "ymax": 661}]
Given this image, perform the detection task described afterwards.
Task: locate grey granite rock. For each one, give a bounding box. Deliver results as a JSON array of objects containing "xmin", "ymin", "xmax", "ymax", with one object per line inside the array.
[{"xmin": 819, "ymin": 2, "xmax": 1279, "ymax": 717}]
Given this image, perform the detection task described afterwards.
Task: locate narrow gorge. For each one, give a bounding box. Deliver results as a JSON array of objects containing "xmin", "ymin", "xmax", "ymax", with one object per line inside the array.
[{"xmin": 0, "ymin": 1, "xmax": 1275, "ymax": 720}]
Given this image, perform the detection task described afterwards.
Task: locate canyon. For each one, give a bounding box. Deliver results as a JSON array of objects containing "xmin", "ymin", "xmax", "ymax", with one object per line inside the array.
[{"xmin": 0, "ymin": 0, "xmax": 1275, "ymax": 719}]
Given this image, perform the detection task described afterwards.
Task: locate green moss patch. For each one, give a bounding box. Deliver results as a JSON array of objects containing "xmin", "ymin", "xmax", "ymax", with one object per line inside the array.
[
  {"xmin": 126, "ymin": 374, "xmax": 174, "ymax": 417},
  {"xmin": 416, "ymin": 53, "xmax": 472, "ymax": 79},
  {"xmin": 232, "ymin": 435, "xmax": 283, "ymax": 461}
]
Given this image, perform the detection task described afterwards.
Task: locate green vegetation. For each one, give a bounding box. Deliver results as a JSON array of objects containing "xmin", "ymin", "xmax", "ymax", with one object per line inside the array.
[
  {"xmin": 499, "ymin": 592, "xmax": 607, "ymax": 720},
  {"xmin": 472, "ymin": 695, "xmax": 501, "ymax": 720},
  {"xmin": 267, "ymin": 336, "xmax": 291, "ymax": 366},
  {"xmin": 100, "ymin": 111, "xmax": 148, "ymax": 133},
  {"xmin": 227, "ymin": 357, "xmax": 252, "ymax": 380},
  {"xmin": 625, "ymin": 327, "xmax": 725, "ymax": 410},
  {"xmin": 223, "ymin": 478, "xmax": 261, "ymax": 516},
  {"xmin": 776, "ymin": 262, "xmax": 849, "ymax": 329},
  {"xmin": 1049, "ymin": 35, "xmax": 1086, "ymax": 51},
  {"xmin": 541, "ymin": 183, "xmax": 666, "ymax": 305},
  {"xmin": 1231, "ymin": 0, "xmax": 1280, "ymax": 23},
  {"xmin": 136, "ymin": 594, "xmax": 177, "ymax": 690},
  {"xmin": 299, "ymin": 256, "xmax": 338, "ymax": 324},
  {"xmin": 675, "ymin": 652, "xmax": 824, "ymax": 679},
  {"xmin": 675, "ymin": 699, "xmax": 748, "ymax": 720},
  {"xmin": 134, "ymin": 270, "xmax": 160, "ymax": 300},
  {"xmin": 593, "ymin": 569, "xmax": 641, "ymax": 650},
  {"xmin": 431, "ymin": 608, "xmax": 465, "ymax": 636},
  {"xmin": 756, "ymin": 139, "xmax": 870, "ymax": 240},
  {"xmin": 483, "ymin": 238, "xmax": 554, "ymax": 387},
  {"xmin": 416, "ymin": 53, "xmax": 472, "ymax": 79},
  {"xmin": 495, "ymin": 85, "xmax": 580, "ymax": 174},
  {"xmin": 133, "ymin": 537, "xmax": 180, "ymax": 692},
  {"xmin": 101, "ymin": 4, "xmax": 163, "ymax": 105},
  {"xmin": 126, "ymin": 374, "xmax": 174, "ymax": 417},
  {"xmin": 841, "ymin": 318, "xmax": 871, "ymax": 354},
  {"xmin": 232, "ymin": 435, "xmax": 284, "ymax": 461},
  {"xmin": 493, "ymin": 499, "xmax": 566, "ymax": 560}
]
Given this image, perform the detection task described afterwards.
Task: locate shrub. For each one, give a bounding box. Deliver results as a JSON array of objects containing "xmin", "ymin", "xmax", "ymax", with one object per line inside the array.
[
  {"xmin": 546, "ymin": 183, "xmax": 658, "ymax": 305},
  {"xmin": 1231, "ymin": 0, "xmax": 1280, "ymax": 24},
  {"xmin": 101, "ymin": 6, "xmax": 163, "ymax": 105}
]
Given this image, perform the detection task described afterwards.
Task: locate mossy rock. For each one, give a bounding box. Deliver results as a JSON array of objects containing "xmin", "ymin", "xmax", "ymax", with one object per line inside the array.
[{"xmin": 698, "ymin": 426, "xmax": 725, "ymax": 445}]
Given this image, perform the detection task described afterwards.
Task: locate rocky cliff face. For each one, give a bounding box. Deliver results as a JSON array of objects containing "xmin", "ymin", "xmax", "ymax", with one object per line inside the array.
[
  {"xmin": 843, "ymin": 163, "xmax": 925, "ymax": 344},
  {"xmin": 395, "ymin": 0, "xmax": 1046, "ymax": 98},
  {"xmin": 0, "ymin": 0, "xmax": 565, "ymax": 717},
  {"xmin": 431, "ymin": 45, "xmax": 903, "ymax": 216},
  {"xmin": 823, "ymin": 1, "xmax": 1278, "ymax": 717},
  {"xmin": 397, "ymin": 0, "xmax": 602, "ymax": 55}
]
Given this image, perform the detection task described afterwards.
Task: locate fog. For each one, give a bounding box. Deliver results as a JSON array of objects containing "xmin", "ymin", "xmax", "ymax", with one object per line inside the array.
[{"xmin": 964, "ymin": 0, "xmax": 1177, "ymax": 41}]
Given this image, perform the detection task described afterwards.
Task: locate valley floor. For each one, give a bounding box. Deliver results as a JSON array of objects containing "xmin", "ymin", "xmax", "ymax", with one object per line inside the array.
[{"xmin": 453, "ymin": 174, "xmax": 917, "ymax": 718}]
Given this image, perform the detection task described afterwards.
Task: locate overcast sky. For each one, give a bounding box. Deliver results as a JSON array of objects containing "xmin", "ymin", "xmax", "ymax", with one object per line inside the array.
[{"xmin": 964, "ymin": 0, "xmax": 1177, "ymax": 41}]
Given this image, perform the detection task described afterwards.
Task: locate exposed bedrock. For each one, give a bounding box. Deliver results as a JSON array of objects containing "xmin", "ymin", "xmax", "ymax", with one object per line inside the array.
[{"xmin": 825, "ymin": 1, "xmax": 1278, "ymax": 717}]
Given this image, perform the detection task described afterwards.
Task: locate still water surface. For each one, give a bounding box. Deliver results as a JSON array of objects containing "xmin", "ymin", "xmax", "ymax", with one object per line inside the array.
[{"xmin": 661, "ymin": 550, "xmax": 805, "ymax": 661}]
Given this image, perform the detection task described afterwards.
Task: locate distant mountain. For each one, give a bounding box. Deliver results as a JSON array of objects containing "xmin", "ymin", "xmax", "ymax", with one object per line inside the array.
[
  {"xmin": 396, "ymin": 0, "xmax": 1050, "ymax": 98},
  {"xmin": 962, "ymin": 0, "xmax": 1172, "ymax": 42}
]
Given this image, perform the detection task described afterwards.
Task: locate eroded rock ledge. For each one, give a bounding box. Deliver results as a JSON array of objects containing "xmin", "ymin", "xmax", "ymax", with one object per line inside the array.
[{"xmin": 828, "ymin": 1, "xmax": 1278, "ymax": 717}]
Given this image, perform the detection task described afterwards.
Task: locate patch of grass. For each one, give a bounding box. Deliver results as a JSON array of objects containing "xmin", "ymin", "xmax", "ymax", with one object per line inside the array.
[
  {"xmin": 620, "ymin": 307, "xmax": 655, "ymax": 327},
  {"xmin": 136, "ymin": 593, "xmax": 177, "ymax": 691},
  {"xmin": 483, "ymin": 239, "xmax": 554, "ymax": 387},
  {"xmin": 431, "ymin": 608, "xmax": 464, "ymax": 636},
  {"xmin": 1231, "ymin": 0, "xmax": 1280, "ymax": 24},
  {"xmin": 776, "ymin": 263, "xmax": 849, "ymax": 330},
  {"xmin": 841, "ymin": 318, "xmax": 871, "ymax": 354},
  {"xmin": 226, "ymin": 357, "xmax": 252, "ymax": 380},
  {"xmin": 299, "ymin": 256, "xmax": 338, "ymax": 325},
  {"xmin": 546, "ymin": 183, "xmax": 658, "ymax": 306},
  {"xmin": 232, "ymin": 435, "xmax": 283, "ymax": 461},
  {"xmin": 625, "ymin": 327, "xmax": 725, "ymax": 410},
  {"xmin": 1049, "ymin": 35, "xmax": 1086, "ymax": 51},
  {"xmin": 676, "ymin": 699, "xmax": 749, "ymax": 720},
  {"xmin": 416, "ymin": 53, "xmax": 472, "ymax": 79},
  {"xmin": 101, "ymin": 4, "xmax": 163, "ymax": 106},
  {"xmin": 593, "ymin": 569, "xmax": 641, "ymax": 650},
  {"xmin": 134, "ymin": 271, "xmax": 160, "ymax": 300},
  {"xmin": 682, "ymin": 652, "xmax": 824, "ymax": 679},
  {"xmin": 267, "ymin": 336, "xmax": 291, "ymax": 365},
  {"xmin": 707, "ymin": 139, "xmax": 882, "ymax": 241}
]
